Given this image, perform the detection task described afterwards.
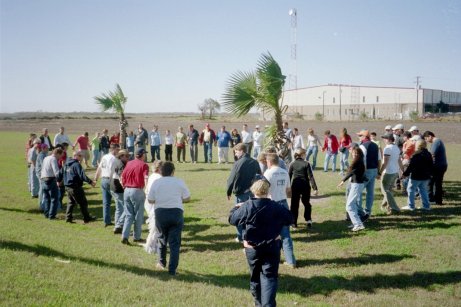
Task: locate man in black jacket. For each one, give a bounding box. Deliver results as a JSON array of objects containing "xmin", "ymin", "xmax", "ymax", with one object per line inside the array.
[
  {"xmin": 226, "ymin": 143, "xmax": 261, "ymax": 242},
  {"xmin": 64, "ymin": 151, "xmax": 96, "ymax": 223},
  {"xmin": 229, "ymin": 179, "xmax": 292, "ymax": 307},
  {"xmin": 401, "ymin": 140, "xmax": 433, "ymax": 211}
]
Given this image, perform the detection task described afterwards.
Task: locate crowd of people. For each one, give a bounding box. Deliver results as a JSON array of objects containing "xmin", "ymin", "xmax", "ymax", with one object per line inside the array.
[{"xmin": 25, "ymin": 121, "xmax": 449, "ymax": 306}]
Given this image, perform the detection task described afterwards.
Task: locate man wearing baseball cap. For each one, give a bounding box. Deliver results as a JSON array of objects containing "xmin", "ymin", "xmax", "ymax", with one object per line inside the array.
[
  {"xmin": 252, "ymin": 125, "xmax": 264, "ymax": 159},
  {"xmin": 379, "ymin": 133, "xmax": 403, "ymax": 214},
  {"xmin": 409, "ymin": 126, "xmax": 422, "ymax": 141}
]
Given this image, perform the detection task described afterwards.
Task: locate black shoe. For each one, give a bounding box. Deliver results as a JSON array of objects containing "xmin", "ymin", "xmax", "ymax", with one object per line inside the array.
[
  {"xmin": 360, "ymin": 214, "xmax": 370, "ymax": 223},
  {"xmin": 84, "ymin": 216, "xmax": 96, "ymax": 224},
  {"xmin": 105, "ymin": 223, "xmax": 114, "ymax": 228},
  {"xmin": 66, "ymin": 219, "xmax": 75, "ymax": 224},
  {"xmin": 345, "ymin": 212, "xmax": 351, "ymax": 222},
  {"xmin": 133, "ymin": 238, "xmax": 146, "ymax": 243},
  {"xmin": 121, "ymin": 238, "xmax": 130, "ymax": 245},
  {"xmin": 31, "ymin": 195, "xmax": 38, "ymax": 199},
  {"xmin": 113, "ymin": 227, "xmax": 123, "ymax": 234}
]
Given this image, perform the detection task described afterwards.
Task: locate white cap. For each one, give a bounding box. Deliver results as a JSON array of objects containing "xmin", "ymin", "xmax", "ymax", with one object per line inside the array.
[
  {"xmin": 409, "ymin": 125, "xmax": 418, "ymax": 132},
  {"xmin": 255, "ymin": 125, "xmax": 260, "ymax": 129},
  {"xmin": 393, "ymin": 124, "xmax": 404, "ymax": 130},
  {"xmin": 385, "ymin": 125, "xmax": 392, "ymax": 130},
  {"xmin": 411, "ymin": 135, "xmax": 422, "ymax": 141}
]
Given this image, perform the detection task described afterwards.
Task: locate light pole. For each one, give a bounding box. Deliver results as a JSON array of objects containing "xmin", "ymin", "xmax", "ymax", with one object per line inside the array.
[{"xmin": 319, "ymin": 91, "xmax": 326, "ymax": 119}]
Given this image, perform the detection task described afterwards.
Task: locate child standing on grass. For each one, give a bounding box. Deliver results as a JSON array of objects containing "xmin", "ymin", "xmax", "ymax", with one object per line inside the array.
[
  {"xmin": 338, "ymin": 147, "xmax": 366, "ymax": 232},
  {"xmin": 164, "ymin": 130, "xmax": 173, "ymax": 162}
]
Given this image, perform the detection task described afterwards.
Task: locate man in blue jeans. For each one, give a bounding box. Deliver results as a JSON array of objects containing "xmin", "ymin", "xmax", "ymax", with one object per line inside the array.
[
  {"xmin": 149, "ymin": 125, "xmax": 162, "ymax": 162},
  {"xmin": 229, "ymin": 179, "xmax": 292, "ymax": 307},
  {"xmin": 40, "ymin": 148, "xmax": 64, "ymax": 220},
  {"xmin": 226, "ymin": 143, "xmax": 261, "ymax": 242},
  {"xmin": 148, "ymin": 161, "xmax": 191, "ymax": 275},
  {"xmin": 357, "ymin": 130, "xmax": 381, "ymax": 219},
  {"xmin": 94, "ymin": 143, "xmax": 119, "ymax": 227},
  {"xmin": 263, "ymin": 153, "xmax": 296, "ymax": 268}
]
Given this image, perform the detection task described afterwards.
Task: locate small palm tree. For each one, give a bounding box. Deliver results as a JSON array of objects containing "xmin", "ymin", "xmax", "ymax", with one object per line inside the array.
[
  {"xmin": 222, "ymin": 52, "xmax": 289, "ymax": 153},
  {"xmin": 94, "ymin": 83, "xmax": 128, "ymax": 149}
]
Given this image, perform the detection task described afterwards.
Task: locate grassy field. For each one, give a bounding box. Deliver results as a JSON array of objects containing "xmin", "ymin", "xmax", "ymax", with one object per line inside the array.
[{"xmin": 1, "ymin": 131, "xmax": 460, "ymax": 306}]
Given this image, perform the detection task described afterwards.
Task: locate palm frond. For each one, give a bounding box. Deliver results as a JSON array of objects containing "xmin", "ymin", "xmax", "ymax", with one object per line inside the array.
[
  {"xmin": 222, "ymin": 70, "xmax": 258, "ymax": 117},
  {"xmin": 94, "ymin": 83, "xmax": 127, "ymax": 114},
  {"xmin": 256, "ymin": 52, "xmax": 286, "ymax": 108}
]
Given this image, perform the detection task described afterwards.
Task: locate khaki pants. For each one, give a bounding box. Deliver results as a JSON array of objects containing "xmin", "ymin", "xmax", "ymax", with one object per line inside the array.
[{"xmin": 381, "ymin": 172, "xmax": 400, "ymax": 211}]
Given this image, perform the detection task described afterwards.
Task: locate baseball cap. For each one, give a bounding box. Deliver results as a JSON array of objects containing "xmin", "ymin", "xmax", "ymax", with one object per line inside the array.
[
  {"xmin": 409, "ymin": 125, "xmax": 418, "ymax": 132},
  {"xmin": 384, "ymin": 125, "xmax": 392, "ymax": 130},
  {"xmin": 381, "ymin": 133, "xmax": 395, "ymax": 141},
  {"xmin": 136, "ymin": 148, "xmax": 147, "ymax": 156},
  {"xmin": 40, "ymin": 143, "xmax": 49, "ymax": 150},
  {"xmin": 392, "ymin": 124, "xmax": 404, "ymax": 130},
  {"xmin": 356, "ymin": 129, "xmax": 370, "ymax": 137},
  {"xmin": 255, "ymin": 125, "xmax": 260, "ymax": 129}
]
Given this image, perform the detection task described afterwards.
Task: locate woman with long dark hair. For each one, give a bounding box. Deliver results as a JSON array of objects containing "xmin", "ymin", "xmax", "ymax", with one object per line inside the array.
[
  {"xmin": 338, "ymin": 147, "xmax": 366, "ymax": 232},
  {"xmin": 289, "ymin": 148, "xmax": 318, "ymax": 229}
]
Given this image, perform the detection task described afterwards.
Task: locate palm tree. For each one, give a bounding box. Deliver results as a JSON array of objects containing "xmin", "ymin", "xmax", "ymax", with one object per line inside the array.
[
  {"xmin": 222, "ymin": 52, "xmax": 289, "ymax": 154},
  {"xmin": 94, "ymin": 83, "xmax": 128, "ymax": 149}
]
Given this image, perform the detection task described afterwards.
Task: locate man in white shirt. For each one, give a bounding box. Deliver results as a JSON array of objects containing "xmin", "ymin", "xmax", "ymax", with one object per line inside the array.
[
  {"xmin": 292, "ymin": 128, "xmax": 304, "ymax": 150},
  {"xmin": 252, "ymin": 125, "xmax": 264, "ymax": 159},
  {"xmin": 241, "ymin": 124, "xmax": 253, "ymax": 157},
  {"xmin": 54, "ymin": 126, "xmax": 72, "ymax": 147},
  {"xmin": 263, "ymin": 153, "xmax": 296, "ymax": 268},
  {"xmin": 41, "ymin": 148, "xmax": 64, "ymax": 219},
  {"xmin": 148, "ymin": 161, "xmax": 190, "ymax": 276},
  {"xmin": 94, "ymin": 144, "xmax": 120, "ymax": 226},
  {"xmin": 379, "ymin": 134, "xmax": 403, "ymax": 214}
]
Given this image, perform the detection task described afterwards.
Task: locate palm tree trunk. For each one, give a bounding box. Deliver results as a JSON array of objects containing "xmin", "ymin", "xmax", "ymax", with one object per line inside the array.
[{"xmin": 120, "ymin": 113, "xmax": 127, "ymax": 149}]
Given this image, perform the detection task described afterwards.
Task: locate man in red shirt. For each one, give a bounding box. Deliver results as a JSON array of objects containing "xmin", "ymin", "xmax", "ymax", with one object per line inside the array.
[
  {"xmin": 109, "ymin": 132, "xmax": 120, "ymax": 146},
  {"xmin": 74, "ymin": 132, "xmax": 90, "ymax": 168},
  {"xmin": 121, "ymin": 148, "xmax": 149, "ymax": 244},
  {"xmin": 322, "ymin": 130, "xmax": 339, "ymax": 172}
]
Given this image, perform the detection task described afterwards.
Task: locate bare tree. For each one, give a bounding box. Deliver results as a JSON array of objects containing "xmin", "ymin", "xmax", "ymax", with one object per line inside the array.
[
  {"xmin": 197, "ymin": 102, "xmax": 207, "ymax": 119},
  {"xmin": 204, "ymin": 98, "xmax": 220, "ymax": 119}
]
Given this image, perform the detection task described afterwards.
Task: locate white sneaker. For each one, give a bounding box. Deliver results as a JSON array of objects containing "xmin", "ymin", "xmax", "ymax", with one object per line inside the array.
[
  {"xmin": 351, "ymin": 225, "xmax": 365, "ymax": 232},
  {"xmin": 306, "ymin": 220, "xmax": 312, "ymax": 228},
  {"xmin": 234, "ymin": 237, "xmax": 242, "ymax": 243},
  {"xmin": 417, "ymin": 207, "xmax": 431, "ymax": 211},
  {"xmin": 347, "ymin": 224, "xmax": 355, "ymax": 229},
  {"xmin": 401, "ymin": 205, "xmax": 415, "ymax": 211}
]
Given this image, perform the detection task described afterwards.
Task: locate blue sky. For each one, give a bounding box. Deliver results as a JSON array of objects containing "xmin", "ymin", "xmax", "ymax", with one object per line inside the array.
[{"xmin": 1, "ymin": 0, "xmax": 460, "ymax": 113}]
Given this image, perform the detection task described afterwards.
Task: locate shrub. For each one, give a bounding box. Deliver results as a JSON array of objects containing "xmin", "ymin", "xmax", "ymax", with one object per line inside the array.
[
  {"xmin": 359, "ymin": 111, "xmax": 368, "ymax": 121},
  {"xmin": 314, "ymin": 112, "xmax": 324, "ymax": 121},
  {"xmin": 409, "ymin": 111, "xmax": 419, "ymax": 121}
]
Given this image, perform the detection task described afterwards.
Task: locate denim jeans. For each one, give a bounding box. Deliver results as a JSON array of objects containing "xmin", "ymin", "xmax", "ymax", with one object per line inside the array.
[
  {"xmin": 381, "ymin": 172, "xmax": 400, "ymax": 211},
  {"xmin": 122, "ymin": 188, "xmax": 145, "ymax": 240},
  {"xmin": 127, "ymin": 146, "xmax": 135, "ymax": 160},
  {"xmin": 245, "ymin": 240, "xmax": 281, "ymax": 307},
  {"xmin": 29, "ymin": 165, "xmax": 39, "ymax": 197},
  {"xmin": 189, "ymin": 144, "xmax": 198, "ymax": 162},
  {"xmin": 42, "ymin": 178, "xmax": 59, "ymax": 219},
  {"xmin": 155, "ymin": 207, "xmax": 184, "ymax": 275},
  {"xmin": 306, "ymin": 146, "xmax": 318, "ymax": 169},
  {"xmin": 150, "ymin": 145, "xmax": 160, "ymax": 161},
  {"xmin": 346, "ymin": 183, "xmax": 365, "ymax": 227},
  {"xmin": 38, "ymin": 180, "xmax": 45, "ymax": 211},
  {"xmin": 204, "ymin": 142, "xmax": 212, "ymax": 162},
  {"xmin": 277, "ymin": 200, "xmax": 295, "ymax": 266},
  {"xmin": 235, "ymin": 191, "xmax": 252, "ymax": 241},
  {"xmin": 358, "ymin": 168, "xmax": 378, "ymax": 215},
  {"xmin": 324, "ymin": 152, "xmax": 337, "ymax": 172},
  {"xmin": 101, "ymin": 178, "xmax": 112, "ymax": 225},
  {"xmin": 111, "ymin": 191, "xmax": 125, "ymax": 228},
  {"xmin": 100, "ymin": 148, "xmax": 109, "ymax": 156},
  {"xmin": 253, "ymin": 146, "xmax": 262, "ymax": 159},
  {"xmin": 340, "ymin": 150, "xmax": 349, "ymax": 173},
  {"xmin": 92, "ymin": 149, "xmax": 100, "ymax": 167},
  {"xmin": 407, "ymin": 179, "xmax": 430, "ymax": 209}
]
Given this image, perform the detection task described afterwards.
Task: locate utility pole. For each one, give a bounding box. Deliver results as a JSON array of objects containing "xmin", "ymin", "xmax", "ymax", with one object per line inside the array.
[
  {"xmin": 415, "ymin": 76, "xmax": 421, "ymax": 114},
  {"xmin": 289, "ymin": 9, "xmax": 297, "ymax": 91}
]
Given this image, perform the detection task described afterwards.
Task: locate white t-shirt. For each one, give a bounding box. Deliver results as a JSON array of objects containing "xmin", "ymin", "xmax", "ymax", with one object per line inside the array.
[
  {"xmin": 241, "ymin": 130, "xmax": 252, "ymax": 143},
  {"xmin": 144, "ymin": 173, "xmax": 162, "ymax": 215},
  {"xmin": 99, "ymin": 153, "xmax": 116, "ymax": 178},
  {"xmin": 307, "ymin": 134, "xmax": 319, "ymax": 147},
  {"xmin": 383, "ymin": 144, "xmax": 401, "ymax": 174},
  {"xmin": 293, "ymin": 134, "xmax": 304, "ymax": 149},
  {"xmin": 148, "ymin": 176, "xmax": 190, "ymax": 211},
  {"xmin": 263, "ymin": 166, "xmax": 290, "ymax": 202},
  {"xmin": 253, "ymin": 131, "xmax": 264, "ymax": 147}
]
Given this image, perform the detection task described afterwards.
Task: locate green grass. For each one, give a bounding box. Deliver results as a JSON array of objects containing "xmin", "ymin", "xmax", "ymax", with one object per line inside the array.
[{"xmin": 1, "ymin": 131, "xmax": 460, "ymax": 306}]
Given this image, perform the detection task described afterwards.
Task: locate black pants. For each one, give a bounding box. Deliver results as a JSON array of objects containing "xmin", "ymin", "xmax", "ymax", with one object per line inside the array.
[
  {"xmin": 429, "ymin": 165, "xmax": 447, "ymax": 204},
  {"xmin": 65, "ymin": 186, "xmax": 91, "ymax": 222},
  {"xmin": 245, "ymin": 240, "xmax": 281, "ymax": 307},
  {"xmin": 290, "ymin": 179, "xmax": 311, "ymax": 226},
  {"xmin": 155, "ymin": 208, "xmax": 184, "ymax": 275},
  {"xmin": 165, "ymin": 144, "xmax": 173, "ymax": 161}
]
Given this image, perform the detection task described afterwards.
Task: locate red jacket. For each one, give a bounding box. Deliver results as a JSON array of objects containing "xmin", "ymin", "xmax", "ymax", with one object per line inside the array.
[{"xmin": 323, "ymin": 135, "xmax": 339, "ymax": 154}]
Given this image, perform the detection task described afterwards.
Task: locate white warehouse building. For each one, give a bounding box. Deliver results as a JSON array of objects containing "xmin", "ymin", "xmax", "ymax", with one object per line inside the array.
[{"xmin": 283, "ymin": 84, "xmax": 461, "ymax": 121}]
